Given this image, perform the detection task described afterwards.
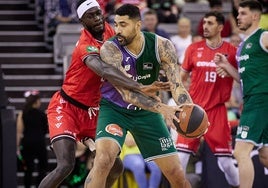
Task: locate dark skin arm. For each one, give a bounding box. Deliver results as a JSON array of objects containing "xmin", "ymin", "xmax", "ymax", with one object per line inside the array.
[
  {"xmin": 85, "ymin": 54, "xmax": 170, "ymax": 98},
  {"xmin": 99, "ymin": 40, "xmax": 189, "ymax": 129}
]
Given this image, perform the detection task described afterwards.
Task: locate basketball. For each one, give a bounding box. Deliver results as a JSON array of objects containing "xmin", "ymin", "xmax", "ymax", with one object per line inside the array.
[{"xmin": 173, "ymin": 104, "xmax": 209, "ymax": 138}]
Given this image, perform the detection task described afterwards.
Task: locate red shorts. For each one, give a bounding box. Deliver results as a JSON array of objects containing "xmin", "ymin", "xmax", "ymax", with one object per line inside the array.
[
  {"xmin": 47, "ymin": 91, "xmax": 98, "ymax": 143},
  {"xmin": 176, "ymin": 104, "xmax": 233, "ymax": 156}
]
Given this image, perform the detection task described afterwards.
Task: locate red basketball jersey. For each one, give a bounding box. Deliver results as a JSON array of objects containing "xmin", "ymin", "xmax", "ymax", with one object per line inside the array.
[
  {"xmin": 182, "ymin": 40, "xmax": 237, "ymax": 111},
  {"xmin": 62, "ymin": 23, "xmax": 115, "ymax": 107}
]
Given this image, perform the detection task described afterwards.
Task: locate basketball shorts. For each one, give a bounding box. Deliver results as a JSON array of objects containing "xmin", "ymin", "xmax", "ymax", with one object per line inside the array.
[
  {"xmin": 96, "ymin": 98, "xmax": 177, "ymax": 161},
  {"xmin": 236, "ymin": 94, "xmax": 268, "ymax": 145},
  {"xmin": 176, "ymin": 104, "xmax": 233, "ymax": 156},
  {"xmin": 47, "ymin": 91, "xmax": 98, "ymax": 143}
]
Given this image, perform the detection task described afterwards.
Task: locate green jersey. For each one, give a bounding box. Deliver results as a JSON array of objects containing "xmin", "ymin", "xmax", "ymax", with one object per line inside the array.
[{"xmin": 237, "ymin": 29, "xmax": 268, "ymax": 97}]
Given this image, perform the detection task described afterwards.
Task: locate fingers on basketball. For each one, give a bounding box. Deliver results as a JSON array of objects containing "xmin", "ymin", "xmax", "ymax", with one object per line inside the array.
[{"xmin": 173, "ymin": 104, "xmax": 209, "ymax": 138}]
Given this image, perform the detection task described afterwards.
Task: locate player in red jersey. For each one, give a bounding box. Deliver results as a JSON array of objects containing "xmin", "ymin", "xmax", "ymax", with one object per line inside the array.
[
  {"xmin": 177, "ymin": 11, "xmax": 240, "ymax": 187},
  {"xmin": 38, "ymin": 0, "xmax": 180, "ymax": 187}
]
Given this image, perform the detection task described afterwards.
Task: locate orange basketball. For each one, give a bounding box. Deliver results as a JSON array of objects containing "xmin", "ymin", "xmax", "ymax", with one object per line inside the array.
[{"xmin": 173, "ymin": 104, "xmax": 209, "ymax": 138}]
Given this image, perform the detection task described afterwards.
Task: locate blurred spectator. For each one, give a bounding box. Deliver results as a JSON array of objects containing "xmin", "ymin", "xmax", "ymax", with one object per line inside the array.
[
  {"xmin": 226, "ymin": 81, "xmax": 243, "ymax": 128},
  {"xmin": 16, "ymin": 90, "xmax": 48, "ymax": 188},
  {"xmin": 45, "ymin": 0, "xmax": 79, "ymax": 37},
  {"xmin": 197, "ymin": 0, "xmax": 233, "ymax": 38},
  {"xmin": 229, "ymin": 33, "xmax": 242, "ymax": 47},
  {"xmin": 192, "ymin": 34, "xmax": 203, "ymax": 43},
  {"xmin": 259, "ymin": 0, "xmax": 268, "ymax": 30},
  {"xmin": 115, "ymin": 0, "xmax": 148, "ymax": 15},
  {"xmin": 228, "ymin": 0, "xmax": 242, "ymax": 35},
  {"xmin": 142, "ymin": 9, "xmax": 170, "ymax": 39},
  {"xmin": 170, "ymin": 17, "xmax": 192, "ymax": 64},
  {"xmin": 147, "ymin": 0, "xmax": 178, "ymax": 23},
  {"xmin": 121, "ymin": 133, "xmax": 162, "ymax": 188}
]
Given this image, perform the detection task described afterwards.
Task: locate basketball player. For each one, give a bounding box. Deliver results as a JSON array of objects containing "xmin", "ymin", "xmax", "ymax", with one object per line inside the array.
[
  {"xmin": 84, "ymin": 4, "xmax": 193, "ymax": 188},
  {"xmin": 39, "ymin": 1, "xmax": 181, "ymax": 187},
  {"xmin": 214, "ymin": 1, "xmax": 268, "ymax": 187},
  {"xmin": 177, "ymin": 11, "xmax": 240, "ymax": 187}
]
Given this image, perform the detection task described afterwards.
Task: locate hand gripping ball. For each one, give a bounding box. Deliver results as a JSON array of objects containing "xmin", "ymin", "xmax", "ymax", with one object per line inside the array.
[{"xmin": 173, "ymin": 104, "xmax": 209, "ymax": 138}]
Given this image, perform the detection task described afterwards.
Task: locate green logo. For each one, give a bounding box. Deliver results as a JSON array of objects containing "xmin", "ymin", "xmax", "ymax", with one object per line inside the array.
[{"xmin": 86, "ymin": 46, "xmax": 99, "ymax": 53}]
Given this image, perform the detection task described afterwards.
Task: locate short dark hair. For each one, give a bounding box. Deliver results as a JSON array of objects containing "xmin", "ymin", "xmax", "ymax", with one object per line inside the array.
[
  {"xmin": 209, "ymin": 0, "xmax": 222, "ymax": 8},
  {"xmin": 239, "ymin": 0, "xmax": 263, "ymax": 13},
  {"xmin": 204, "ymin": 11, "xmax": 225, "ymax": 25},
  {"xmin": 115, "ymin": 4, "xmax": 141, "ymax": 21}
]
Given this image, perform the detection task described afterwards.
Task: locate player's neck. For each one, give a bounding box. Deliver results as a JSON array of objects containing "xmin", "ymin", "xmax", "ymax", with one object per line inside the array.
[
  {"xmin": 244, "ymin": 24, "xmax": 259, "ymax": 37},
  {"xmin": 126, "ymin": 32, "xmax": 144, "ymax": 55},
  {"xmin": 206, "ymin": 36, "xmax": 223, "ymax": 49}
]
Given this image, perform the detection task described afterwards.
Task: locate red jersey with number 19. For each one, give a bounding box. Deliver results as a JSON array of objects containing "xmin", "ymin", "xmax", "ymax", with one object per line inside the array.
[
  {"xmin": 182, "ymin": 40, "xmax": 237, "ymax": 111},
  {"xmin": 62, "ymin": 23, "xmax": 115, "ymax": 107}
]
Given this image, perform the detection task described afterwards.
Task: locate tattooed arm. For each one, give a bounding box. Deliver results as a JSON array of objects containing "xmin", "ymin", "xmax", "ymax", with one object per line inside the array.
[
  {"xmin": 158, "ymin": 37, "xmax": 192, "ymax": 105},
  {"xmin": 86, "ymin": 41, "xmax": 170, "ymax": 95}
]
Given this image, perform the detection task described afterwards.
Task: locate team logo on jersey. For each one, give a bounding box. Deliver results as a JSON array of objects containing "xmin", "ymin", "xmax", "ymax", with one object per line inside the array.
[
  {"xmin": 245, "ymin": 43, "xmax": 252, "ymax": 49},
  {"xmin": 143, "ymin": 62, "xmax": 153, "ymax": 70},
  {"xmin": 197, "ymin": 52, "xmax": 202, "ymax": 58},
  {"xmin": 86, "ymin": 46, "xmax": 99, "ymax": 53},
  {"xmin": 124, "ymin": 64, "xmax": 130, "ymax": 71},
  {"xmin": 105, "ymin": 124, "xmax": 123, "ymax": 137},
  {"xmin": 237, "ymin": 125, "xmax": 249, "ymax": 139}
]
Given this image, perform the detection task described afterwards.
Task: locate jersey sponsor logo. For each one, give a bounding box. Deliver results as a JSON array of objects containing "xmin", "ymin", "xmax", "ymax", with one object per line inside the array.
[
  {"xmin": 236, "ymin": 54, "xmax": 249, "ymax": 62},
  {"xmin": 196, "ymin": 60, "xmax": 217, "ymax": 67},
  {"xmin": 143, "ymin": 62, "xmax": 153, "ymax": 70},
  {"xmin": 105, "ymin": 124, "xmax": 123, "ymax": 137},
  {"xmin": 238, "ymin": 67, "xmax": 245, "ymax": 73},
  {"xmin": 132, "ymin": 74, "xmax": 151, "ymax": 81},
  {"xmin": 159, "ymin": 137, "xmax": 174, "ymax": 151},
  {"xmin": 86, "ymin": 46, "xmax": 99, "ymax": 53}
]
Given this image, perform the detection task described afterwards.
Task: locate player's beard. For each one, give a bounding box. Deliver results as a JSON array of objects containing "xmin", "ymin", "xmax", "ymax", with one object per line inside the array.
[
  {"xmin": 116, "ymin": 34, "xmax": 135, "ymax": 46},
  {"xmin": 238, "ymin": 21, "xmax": 252, "ymax": 31}
]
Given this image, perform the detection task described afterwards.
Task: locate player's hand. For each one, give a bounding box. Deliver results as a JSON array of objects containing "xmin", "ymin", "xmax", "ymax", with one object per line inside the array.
[
  {"xmin": 216, "ymin": 66, "xmax": 229, "ymax": 78},
  {"xmin": 214, "ymin": 53, "xmax": 229, "ymax": 66},
  {"xmin": 214, "ymin": 53, "xmax": 229, "ymax": 78},
  {"xmin": 140, "ymin": 81, "xmax": 171, "ymax": 100},
  {"xmin": 160, "ymin": 105, "xmax": 182, "ymax": 130}
]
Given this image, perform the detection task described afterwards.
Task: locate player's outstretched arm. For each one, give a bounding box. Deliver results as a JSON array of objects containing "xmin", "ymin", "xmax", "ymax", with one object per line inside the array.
[
  {"xmin": 158, "ymin": 37, "xmax": 193, "ymax": 105},
  {"xmin": 85, "ymin": 42, "xmax": 170, "ymax": 96}
]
